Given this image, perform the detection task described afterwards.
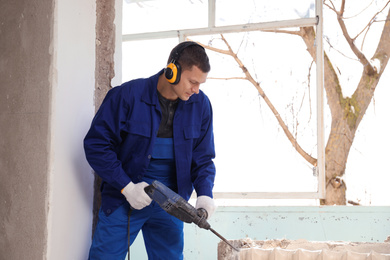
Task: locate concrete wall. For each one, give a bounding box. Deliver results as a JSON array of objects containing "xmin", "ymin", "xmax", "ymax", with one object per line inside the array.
[
  {"xmin": 0, "ymin": 0, "xmax": 96, "ymax": 259},
  {"xmin": 0, "ymin": 1, "xmax": 54, "ymax": 259}
]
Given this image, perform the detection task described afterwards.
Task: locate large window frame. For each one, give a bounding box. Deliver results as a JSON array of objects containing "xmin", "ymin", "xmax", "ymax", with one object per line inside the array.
[{"xmin": 121, "ymin": 0, "xmax": 325, "ymax": 201}]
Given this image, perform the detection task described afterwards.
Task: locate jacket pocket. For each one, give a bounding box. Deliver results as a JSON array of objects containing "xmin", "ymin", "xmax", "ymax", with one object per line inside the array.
[
  {"xmin": 125, "ymin": 121, "xmax": 151, "ymax": 137},
  {"xmin": 183, "ymin": 125, "xmax": 201, "ymax": 139}
]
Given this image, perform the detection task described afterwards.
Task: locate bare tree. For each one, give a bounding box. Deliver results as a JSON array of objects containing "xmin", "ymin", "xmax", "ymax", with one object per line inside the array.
[{"xmin": 195, "ymin": 0, "xmax": 390, "ymax": 205}]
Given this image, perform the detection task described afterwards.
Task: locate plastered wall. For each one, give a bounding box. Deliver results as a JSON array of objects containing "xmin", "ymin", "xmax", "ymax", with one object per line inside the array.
[
  {"xmin": 0, "ymin": 1, "xmax": 54, "ymax": 259},
  {"xmin": 46, "ymin": 0, "xmax": 96, "ymax": 259}
]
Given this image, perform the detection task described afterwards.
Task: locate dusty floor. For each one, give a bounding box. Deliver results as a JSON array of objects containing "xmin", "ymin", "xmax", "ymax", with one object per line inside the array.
[{"xmin": 218, "ymin": 238, "xmax": 390, "ymax": 260}]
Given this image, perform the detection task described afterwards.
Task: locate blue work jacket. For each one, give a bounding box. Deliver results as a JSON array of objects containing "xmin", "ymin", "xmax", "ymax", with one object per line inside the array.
[{"xmin": 84, "ymin": 70, "xmax": 216, "ymax": 215}]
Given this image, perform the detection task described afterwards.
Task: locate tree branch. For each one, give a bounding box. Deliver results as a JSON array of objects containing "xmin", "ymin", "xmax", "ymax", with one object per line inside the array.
[
  {"xmin": 298, "ymin": 27, "xmax": 343, "ymax": 125},
  {"xmin": 372, "ymin": 3, "xmax": 390, "ymax": 72},
  {"xmin": 193, "ymin": 36, "xmax": 317, "ymax": 166},
  {"xmin": 324, "ymin": 0, "xmax": 337, "ymax": 13},
  {"xmin": 261, "ymin": 29, "xmax": 302, "ymax": 36},
  {"xmin": 337, "ymin": 0, "xmax": 376, "ymax": 75},
  {"xmin": 202, "ymin": 44, "xmax": 231, "ymax": 56},
  {"xmin": 352, "ymin": 5, "xmax": 390, "ymax": 130},
  {"xmin": 357, "ymin": 1, "xmax": 390, "ymax": 50}
]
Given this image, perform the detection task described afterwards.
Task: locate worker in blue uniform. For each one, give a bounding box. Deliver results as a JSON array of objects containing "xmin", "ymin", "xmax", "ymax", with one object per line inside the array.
[{"xmin": 84, "ymin": 41, "xmax": 217, "ymax": 259}]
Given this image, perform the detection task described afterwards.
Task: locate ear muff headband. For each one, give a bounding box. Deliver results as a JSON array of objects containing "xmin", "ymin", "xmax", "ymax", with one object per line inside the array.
[{"xmin": 164, "ymin": 41, "xmax": 203, "ymax": 85}]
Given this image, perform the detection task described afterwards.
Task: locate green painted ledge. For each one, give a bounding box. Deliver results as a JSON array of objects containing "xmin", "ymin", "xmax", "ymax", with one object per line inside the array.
[{"xmin": 130, "ymin": 206, "xmax": 390, "ymax": 259}]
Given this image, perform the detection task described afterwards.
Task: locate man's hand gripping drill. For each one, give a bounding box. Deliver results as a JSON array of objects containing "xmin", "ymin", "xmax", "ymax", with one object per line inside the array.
[{"xmin": 143, "ymin": 180, "xmax": 239, "ymax": 252}]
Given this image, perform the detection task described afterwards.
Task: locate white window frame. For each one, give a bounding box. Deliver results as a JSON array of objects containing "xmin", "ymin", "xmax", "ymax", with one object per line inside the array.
[{"xmin": 121, "ymin": 0, "xmax": 325, "ymax": 200}]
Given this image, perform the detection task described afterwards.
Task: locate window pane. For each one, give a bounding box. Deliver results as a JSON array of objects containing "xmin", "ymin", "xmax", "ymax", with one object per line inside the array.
[
  {"xmin": 216, "ymin": 0, "xmax": 315, "ymax": 26},
  {"xmin": 122, "ymin": 35, "xmax": 319, "ymax": 194},
  {"xmin": 122, "ymin": 0, "xmax": 208, "ymax": 35},
  {"xmin": 189, "ymin": 32, "xmax": 318, "ymax": 193},
  {"xmin": 122, "ymin": 38, "xmax": 179, "ymax": 82}
]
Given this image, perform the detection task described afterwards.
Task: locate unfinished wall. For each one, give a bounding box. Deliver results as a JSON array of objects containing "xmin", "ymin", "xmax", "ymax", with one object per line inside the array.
[
  {"xmin": 0, "ymin": 1, "xmax": 54, "ymax": 259},
  {"xmin": 218, "ymin": 239, "xmax": 390, "ymax": 260},
  {"xmin": 0, "ymin": 0, "xmax": 97, "ymax": 259},
  {"xmin": 92, "ymin": 0, "xmax": 117, "ymax": 234},
  {"xmin": 179, "ymin": 206, "xmax": 390, "ymax": 260}
]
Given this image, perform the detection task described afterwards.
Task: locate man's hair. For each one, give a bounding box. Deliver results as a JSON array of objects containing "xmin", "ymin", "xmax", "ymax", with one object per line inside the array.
[{"xmin": 167, "ymin": 42, "xmax": 211, "ymax": 73}]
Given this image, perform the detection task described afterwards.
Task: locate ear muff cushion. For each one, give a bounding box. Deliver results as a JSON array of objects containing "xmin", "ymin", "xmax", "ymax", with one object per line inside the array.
[{"xmin": 165, "ymin": 62, "xmax": 181, "ymax": 84}]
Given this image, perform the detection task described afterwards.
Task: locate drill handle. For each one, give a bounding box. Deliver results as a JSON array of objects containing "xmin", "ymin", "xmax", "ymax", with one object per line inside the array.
[
  {"xmin": 144, "ymin": 180, "xmax": 211, "ymax": 230},
  {"xmin": 194, "ymin": 208, "xmax": 210, "ymax": 230},
  {"xmin": 196, "ymin": 208, "xmax": 208, "ymax": 219}
]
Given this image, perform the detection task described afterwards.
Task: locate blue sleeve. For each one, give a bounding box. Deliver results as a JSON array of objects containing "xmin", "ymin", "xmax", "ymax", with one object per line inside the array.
[
  {"xmin": 83, "ymin": 86, "xmax": 132, "ymax": 191},
  {"xmin": 191, "ymin": 94, "xmax": 216, "ymax": 198}
]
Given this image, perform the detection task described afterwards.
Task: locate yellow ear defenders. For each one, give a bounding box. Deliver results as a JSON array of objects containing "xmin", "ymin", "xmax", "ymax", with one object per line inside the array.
[
  {"xmin": 165, "ymin": 61, "xmax": 181, "ymax": 84},
  {"xmin": 164, "ymin": 41, "xmax": 204, "ymax": 85}
]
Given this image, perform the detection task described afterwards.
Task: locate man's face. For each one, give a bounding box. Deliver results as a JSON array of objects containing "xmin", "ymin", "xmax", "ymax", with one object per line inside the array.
[{"xmin": 172, "ymin": 66, "xmax": 208, "ymax": 101}]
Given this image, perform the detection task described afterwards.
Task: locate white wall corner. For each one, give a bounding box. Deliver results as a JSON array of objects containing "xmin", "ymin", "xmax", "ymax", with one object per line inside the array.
[
  {"xmin": 112, "ymin": 0, "xmax": 123, "ymax": 87},
  {"xmin": 46, "ymin": 0, "xmax": 96, "ymax": 259}
]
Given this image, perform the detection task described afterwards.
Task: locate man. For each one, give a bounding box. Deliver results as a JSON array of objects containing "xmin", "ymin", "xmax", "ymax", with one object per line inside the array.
[{"xmin": 84, "ymin": 41, "xmax": 216, "ymax": 259}]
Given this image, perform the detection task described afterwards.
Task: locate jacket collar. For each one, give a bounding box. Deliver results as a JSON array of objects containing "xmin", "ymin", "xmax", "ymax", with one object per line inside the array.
[
  {"xmin": 141, "ymin": 69, "xmax": 200, "ymax": 106},
  {"xmin": 141, "ymin": 70, "xmax": 163, "ymax": 106}
]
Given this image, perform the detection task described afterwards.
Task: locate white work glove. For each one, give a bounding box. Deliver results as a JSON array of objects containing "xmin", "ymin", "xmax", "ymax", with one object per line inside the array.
[
  {"xmin": 195, "ymin": 195, "xmax": 217, "ymax": 220},
  {"xmin": 121, "ymin": 181, "xmax": 152, "ymax": 210}
]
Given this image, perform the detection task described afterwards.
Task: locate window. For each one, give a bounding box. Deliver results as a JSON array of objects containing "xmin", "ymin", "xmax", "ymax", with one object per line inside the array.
[
  {"xmin": 121, "ymin": 0, "xmax": 325, "ymax": 204},
  {"xmin": 215, "ymin": 0, "xmax": 316, "ymax": 26}
]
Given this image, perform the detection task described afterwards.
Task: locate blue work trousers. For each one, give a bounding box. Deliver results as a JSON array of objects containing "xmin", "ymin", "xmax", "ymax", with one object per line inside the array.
[
  {"xmin": 88, "ymin": 201, "xmax": 184, "ymax": 260},
  {"xmin": 89, "ymin": 138, "xmax": 183, "ymax": 259}
]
